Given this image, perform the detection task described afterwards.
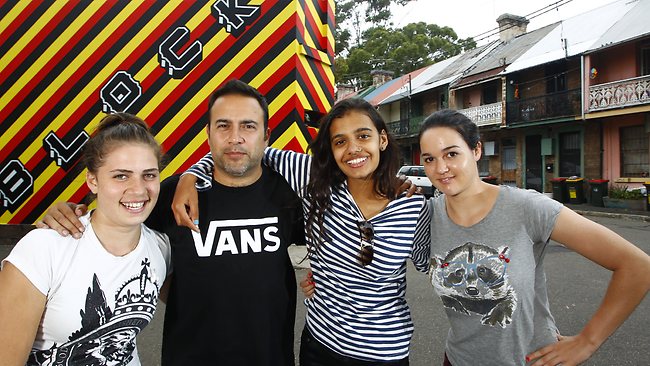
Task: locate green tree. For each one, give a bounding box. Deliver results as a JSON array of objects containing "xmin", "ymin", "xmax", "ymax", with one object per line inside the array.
[
  {"xmin": 334, "ymin": 0, "xmax": 413, "ymax": 56},
  {"xmin": 340, "ymin": 22, "xmax": 476, "ymax": 89}
]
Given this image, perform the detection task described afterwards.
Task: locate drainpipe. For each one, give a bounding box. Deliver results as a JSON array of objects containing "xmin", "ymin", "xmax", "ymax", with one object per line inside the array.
[
  {"xmin": 501, "ymin": 76, "xmax": 507, "ymax": 127},
  {"xmin": 581, "ymin": 55, "xmax": 585, "ymax": 121},
  {"xmin": 600, "ymin": 119, "xmax": 604, "ymax": 179}
]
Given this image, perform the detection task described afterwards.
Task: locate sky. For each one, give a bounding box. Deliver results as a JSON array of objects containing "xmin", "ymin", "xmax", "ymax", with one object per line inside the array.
[{"xmin": 390, "ymin": 0, "xmax": 618, "ymax": 43}]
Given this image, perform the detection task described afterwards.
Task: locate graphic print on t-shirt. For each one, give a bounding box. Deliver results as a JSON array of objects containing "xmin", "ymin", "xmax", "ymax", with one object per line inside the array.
[
  {"xmin": 430, "ymin": 242, "xmax": 517, "ymax": 328},
  {"xmin": 191, "ymin": 217, "xmax": 281, "ymax": 257},
  {"xmin": 28, "ymin": 259, "xmax": 160, "ymax": 366}
]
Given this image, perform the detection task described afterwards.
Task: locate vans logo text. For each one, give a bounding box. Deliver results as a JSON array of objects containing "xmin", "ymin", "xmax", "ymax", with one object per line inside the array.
[{"xmin": 191, "ymin": 217, "xmax": 280, "ymax": 257}]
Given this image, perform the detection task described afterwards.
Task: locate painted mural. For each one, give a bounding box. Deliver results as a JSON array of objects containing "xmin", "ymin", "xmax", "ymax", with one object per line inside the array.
[{"xmin": 0, "ymin": 0, "xmax": 335, "ymax": 224}]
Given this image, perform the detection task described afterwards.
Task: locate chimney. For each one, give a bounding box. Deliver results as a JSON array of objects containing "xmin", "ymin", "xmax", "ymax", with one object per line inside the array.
[
  {"xmin": 496, "ymin": 13, "xmax": 529, "ymax": 42},
  {"xmin": 370, "ymin": 69, "xmax": 394, "ymax": 87},
  {"xmin": 335, "ymin": 83, "xmax": 356, "ymax": 101}
]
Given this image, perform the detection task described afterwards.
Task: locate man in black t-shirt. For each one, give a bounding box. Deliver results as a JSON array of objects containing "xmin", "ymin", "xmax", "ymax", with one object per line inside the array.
[
  {"xmin": 149, "ymin": 170, "xmax": 301, "ymax": 365},
  {"xmin": 38, "ymin": 80, "xmax": 304, "ymax": 365},
  {"xmin": 149, "ymin": 80, "xmax": 304, "ymax": 365}
]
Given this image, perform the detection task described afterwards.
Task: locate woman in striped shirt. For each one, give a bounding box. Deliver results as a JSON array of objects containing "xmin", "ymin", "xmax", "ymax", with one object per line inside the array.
[{"xmin": 175, "ymin": 98, "xmax": 431, "ymax": 365}]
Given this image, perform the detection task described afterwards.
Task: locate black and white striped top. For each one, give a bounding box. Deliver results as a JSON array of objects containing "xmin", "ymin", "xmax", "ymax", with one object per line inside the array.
[{"xmin": 187, "ymin": 147, "xmax": 431, "ymax": 361}]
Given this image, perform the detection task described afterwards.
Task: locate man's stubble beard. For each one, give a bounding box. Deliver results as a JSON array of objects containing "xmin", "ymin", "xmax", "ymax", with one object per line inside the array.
[
  {"xmin": 216, "ymin": 148, "xmax": 264, "ymax": 178},
  {"xmin": 222, "ymin": 161, "xmax": 252, "ymax": 176}
]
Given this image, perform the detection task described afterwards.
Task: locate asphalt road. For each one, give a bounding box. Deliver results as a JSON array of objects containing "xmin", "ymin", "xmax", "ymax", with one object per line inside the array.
[{"xmin": 2, "ymin": 215, "xmax": 648, "ymax": 365}]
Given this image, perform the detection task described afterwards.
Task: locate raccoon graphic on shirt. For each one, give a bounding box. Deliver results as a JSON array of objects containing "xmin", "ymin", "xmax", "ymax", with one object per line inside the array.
[{"xmin": 430, "ymin": 242, "xmax": 517, "ymax": 328}]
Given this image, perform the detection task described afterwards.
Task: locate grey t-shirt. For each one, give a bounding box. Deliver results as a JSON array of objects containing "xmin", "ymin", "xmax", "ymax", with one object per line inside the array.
[{"xmin": 429, "ymin": 186, "xmax": 563, "ymax": 366}]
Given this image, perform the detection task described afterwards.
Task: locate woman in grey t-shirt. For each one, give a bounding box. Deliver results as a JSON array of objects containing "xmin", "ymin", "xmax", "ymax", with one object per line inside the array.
[{"xmin": 418, "ymin": 109, "xmax": 650, "ymax": 366}]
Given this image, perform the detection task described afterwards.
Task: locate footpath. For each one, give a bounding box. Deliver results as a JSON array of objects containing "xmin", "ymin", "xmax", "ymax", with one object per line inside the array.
[
  {"xmin": 288, "ymin": 201, "xmax": 650, "ymax": 269},
  {"xmin": 563, "ymin": 202, "xmax": 650, "ymax": 222}
]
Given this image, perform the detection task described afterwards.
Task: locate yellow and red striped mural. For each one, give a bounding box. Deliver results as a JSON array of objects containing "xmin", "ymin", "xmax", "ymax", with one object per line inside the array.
[{"xmin": 0, "ymin": 0, "xmax": 335, "ymax": 224}]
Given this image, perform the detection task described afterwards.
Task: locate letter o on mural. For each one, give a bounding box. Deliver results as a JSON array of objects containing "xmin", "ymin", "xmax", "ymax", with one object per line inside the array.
[{"xmin": 100, "ymin": 71, "xmax": 142, "ymax": 113}]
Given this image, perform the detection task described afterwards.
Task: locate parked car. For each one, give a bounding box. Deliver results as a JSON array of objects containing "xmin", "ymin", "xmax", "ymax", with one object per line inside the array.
[{"xmin": 397, "ymin": 165, "xmax": 435, "ymax": 197}]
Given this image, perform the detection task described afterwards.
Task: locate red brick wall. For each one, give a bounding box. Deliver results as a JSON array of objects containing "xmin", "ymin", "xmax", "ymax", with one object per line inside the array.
[{"xmin": 583, "ymin": 121, "xmax": 602, "ymax": 180}]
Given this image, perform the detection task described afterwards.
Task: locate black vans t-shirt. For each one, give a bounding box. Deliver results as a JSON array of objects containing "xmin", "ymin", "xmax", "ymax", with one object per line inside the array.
[{"xmin": 146, "ymin": 167, "xmax": 303, "ymax": 366}]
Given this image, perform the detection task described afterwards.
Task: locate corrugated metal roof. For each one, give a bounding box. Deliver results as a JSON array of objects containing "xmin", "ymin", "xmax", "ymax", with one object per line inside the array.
[
  {"xmin": 378, "ymin": 64, "xmax": 445, "ymax": 104},
  {"xmin": 412, "ymin": 75, "xmax": 457, "ymax": 95},
  {"xmin": 463, "ymin": 23, "xmax": 557, "ymax": 78},
  {"xmin": 364, "ymin": 66, "xmax": 428, "ymax": 105},
  {"xmin": 428, "ymin": 42, "xmax": 499, "ymax": 83},
  {"xmin": 587, "ymin": 0, "xmax": 650, "ymax": 53},
  {"xmin": 412, "ymin": 42, "xmax": 500, "ymax": 95},
  {"xmin": 354, "ymin": 85, "xmax": 376, "ymax": 99},
  {"xmin": 453, "ymin": 67, "xmax": 505, "ymax": 88},
  {"xmin": 360, "ymin": 80, "xmax": 395, "ymax": 103},
  {"xmin": 504, "ymin": 0, "xmax": 635, "ymax": 74},
  {"xmin": 379, "ymin": 42, "xmax": 500, "ymax": 105},
  {"xmin": 378, "ymin": 58, "xmax": 457, "ymax": 105}
]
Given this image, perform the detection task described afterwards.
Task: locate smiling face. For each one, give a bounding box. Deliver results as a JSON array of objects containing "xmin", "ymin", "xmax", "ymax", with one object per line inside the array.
[
  {"xmin": 86, "ymin": 143, "xmax": 160, "ymax": 230},
  {"xmin": 207, "ymin": 93, "xmax": 269, "ymax": 186},
  {"xmin": 420, "ymin": 126, "xmax": 482, "ymax": 197},
  {"xmin": 329, "ymin": 110, "xmax": 388, "ymax": 183}
]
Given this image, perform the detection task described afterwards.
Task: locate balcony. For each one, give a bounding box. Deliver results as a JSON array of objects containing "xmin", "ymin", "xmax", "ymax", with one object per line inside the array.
[
  {"xmin": 589, "ymin": 75, "xmax": 650, "ymax": 112},
  {"xmin": 507, "ymin": 88, "xmax": 581, "ymax": 125},
  {"xmin": 457, "ymin": 102, "xmax": 502, "ymax": 127},
  {"xmin": 387, "ymin": 115, "xmax": 424, "ymax": 138}
]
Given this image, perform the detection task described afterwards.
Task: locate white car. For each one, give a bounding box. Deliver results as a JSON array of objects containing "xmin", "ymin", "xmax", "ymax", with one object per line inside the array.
[{"xmin": 398, "ymin": 165, "xmax": 435, "ymax": 197}]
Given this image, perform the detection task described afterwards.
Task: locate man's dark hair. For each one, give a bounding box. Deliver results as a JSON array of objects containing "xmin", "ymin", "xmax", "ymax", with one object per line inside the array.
[{"xmin": 208, "ymin": 79, "xmax": 269, "ymax": 129}]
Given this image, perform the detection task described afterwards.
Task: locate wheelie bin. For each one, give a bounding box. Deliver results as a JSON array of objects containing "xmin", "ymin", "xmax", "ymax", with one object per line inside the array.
[
  {"xmin": 566, "ymin": 177, "xmax": 585, "ymax": 204},
  {"xmin": 588, "ymin": 179, "xmax": 609, "ymax": 207},
  {"xmin": 550, "ymin": 178, "xmax": 567, "ymax": 203}
]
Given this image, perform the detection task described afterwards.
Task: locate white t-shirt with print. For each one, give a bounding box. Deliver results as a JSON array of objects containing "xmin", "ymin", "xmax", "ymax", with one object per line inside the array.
[{"xmin": 2, "ymin": 212, "xmax": 171, "ymax": 366}]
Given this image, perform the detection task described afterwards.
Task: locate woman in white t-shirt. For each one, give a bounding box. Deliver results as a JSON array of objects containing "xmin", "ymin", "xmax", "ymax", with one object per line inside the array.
[{"xmin": 0, "ymin": 113, "xmax": 171, "ymax": 365}]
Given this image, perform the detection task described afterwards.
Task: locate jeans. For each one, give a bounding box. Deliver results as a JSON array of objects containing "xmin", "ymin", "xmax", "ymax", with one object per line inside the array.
[{"xmin": 299, "ymin": 326, "xmax": 409, "ymax": 366}]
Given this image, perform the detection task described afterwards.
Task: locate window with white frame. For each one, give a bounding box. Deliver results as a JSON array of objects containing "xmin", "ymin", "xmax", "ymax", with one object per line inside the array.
[{"xmin": 620, "ymin": 125, "xmax": 649, "ymax": 177}]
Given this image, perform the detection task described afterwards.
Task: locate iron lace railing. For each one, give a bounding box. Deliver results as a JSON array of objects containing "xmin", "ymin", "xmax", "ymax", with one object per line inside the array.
[
  {"xmin": 589, "ymin": 75, "xmax": 650, "ymax": 112},
  {"xmin": 457, "ymin": 102, "xmax": 502, "ymax": 126},
  {"xmin": 387, "ymin": 115, "xmax": 424, "ymax": 137},
  {"xmin": 507, "ymin": 88, "xmax": 581, "ymax": 125}
]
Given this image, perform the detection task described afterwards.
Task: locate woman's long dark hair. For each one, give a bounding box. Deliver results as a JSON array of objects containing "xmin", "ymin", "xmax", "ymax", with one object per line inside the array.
[{"xmin": 305, "ymin": 98, "xmax": 400, "ymax": 247}]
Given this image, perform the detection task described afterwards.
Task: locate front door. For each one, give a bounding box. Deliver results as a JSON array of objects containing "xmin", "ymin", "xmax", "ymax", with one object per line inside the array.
[
  {"xmin": 559, "ymin": 131, "xmax": 581, "ymax": 177},
  {"xmin": 525, "ymin": 135, "xmax": 543, "ymax": 192}
]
